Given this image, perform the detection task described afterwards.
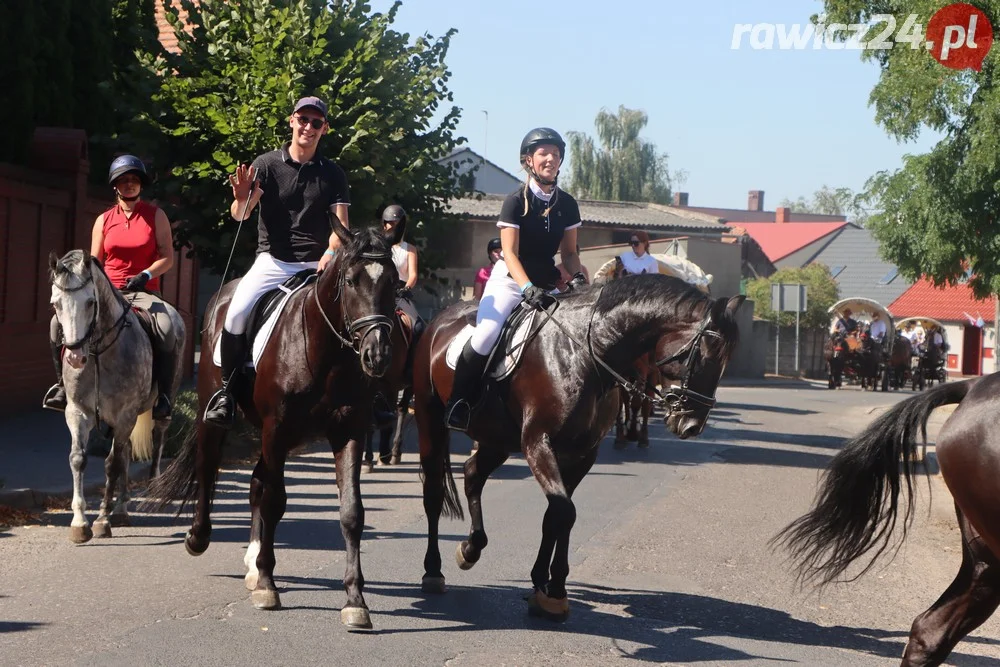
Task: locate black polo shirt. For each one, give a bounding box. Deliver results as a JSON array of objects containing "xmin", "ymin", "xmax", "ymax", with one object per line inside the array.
[
  {"xmin": 498, "ymin": 185, "xmax": 581, "ymax": 289},
  {"xmin": 251, "ymin": 142, "xmax": 351, "ymax": 262}
]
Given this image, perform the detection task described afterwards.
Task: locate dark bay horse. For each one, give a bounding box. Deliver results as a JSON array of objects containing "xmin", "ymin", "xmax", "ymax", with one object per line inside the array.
[
  {"xmin": 774, "ymin": 374, "xmax": 1000, "ymax": 665},
  {"xmin": 363, "ymin": 309, "xmax": 416, "ymax": 470},
  {"xmin": 147, "ymin": 221, "xmax": 403, "ymax": 629},
  {"xmin": 415, "ymin": 275, "xmax": 744, "ymax": 620},
  {"xmin": 613, "ymin": 352, "xmax": 661, "ymax": 448}
]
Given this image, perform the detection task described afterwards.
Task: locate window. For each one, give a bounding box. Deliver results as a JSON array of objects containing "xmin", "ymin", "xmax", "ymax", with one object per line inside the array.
[
  {"xmin": 878, "ymin": 268, "xmax": 898, "ymax": 285},
  {"xmin": 830, "ymin": 265, "xmax": 846, "ymax": 278}
]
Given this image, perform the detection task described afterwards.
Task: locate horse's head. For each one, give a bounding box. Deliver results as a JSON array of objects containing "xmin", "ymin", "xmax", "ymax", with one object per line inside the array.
[
  {"xmin": 49, "ymin": 250, "xmax": 99, "ymax": 369},
  {"xmin": 326, "ymin": 216, "xmax": 405, "ymax": 377},
  {"xmin": 656, "ymin": 293, "xmax": 744, "ymax": 440}
]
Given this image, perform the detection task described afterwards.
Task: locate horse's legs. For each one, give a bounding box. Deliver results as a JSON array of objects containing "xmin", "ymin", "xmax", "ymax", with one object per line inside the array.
[
  {"xmin": 66, "ymin": 408, "xmax": 95, "ymax": 543},
  {"xmin": 94, "ymin": 428, "xmax": 130, "ymax": 538},
  {"xmin": 418, "ymin": 393, "xmax": 451, "ymax": 593},
  {"xmin": 109, "ymin": 436, "xmax": 133, "ymax": 528},
  {"xmin": 524, "ymin": 435, "xmax": 595, "ymax": 621},
  {"xmin": 456, "ymin": 442, "xmax": 509, "ymax": 569},
  {"xmin": 332, "ymin": 431, "xmax": 372, "ymax": 628},
  {"xmin": 244, "ymin": 460, "xmax": 264, "ymax": 591},
  {"xmin": 186, "ymin": 420, "xmax": 227, "ymax": 556},
  {"xmin": 362, "ymin": 429, "xmax": 375, "ymax": 474},
  {"xmin": 149, "ymin": 419, "xmax": 167, "ymax": 480},
  {"xmin": 390, "ymin": 386, "xmax": 412, "ymax": 464},
  {"xmin": 249, "ymin": 421, "xmax": 289, "ymax": 611},
  {"xmin": 613, "ymin": 391, "xmax": 627, "ymax": 448},
  {"xmin": 902, "ymin": 506, "xmax": 1000, "ymax": 666}
]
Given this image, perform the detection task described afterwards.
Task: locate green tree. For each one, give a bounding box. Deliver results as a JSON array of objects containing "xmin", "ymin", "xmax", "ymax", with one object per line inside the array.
[
  {"xmin": 815, "ymin": 2, "xmax": 1000, "ymax": 297},
  {"xmin": 565, "ymin": 105, "xmax": 673, "ymax": 204},
  {"xmin": 146, "ymin": 0, "xmax": 464, "ymax": 274},
  {"xmin": 746, "ymin": 263, "xmax": 840, "ymax": 328},
  {"xmin": 780, "ymin": 185, "xmax": 870, "ymax": 225}
]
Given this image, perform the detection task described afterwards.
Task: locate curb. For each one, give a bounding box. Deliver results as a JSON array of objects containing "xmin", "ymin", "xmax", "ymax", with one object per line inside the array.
[{"xmin": 0, "ymin": 460, "xmax": 160, "ymax": 511}]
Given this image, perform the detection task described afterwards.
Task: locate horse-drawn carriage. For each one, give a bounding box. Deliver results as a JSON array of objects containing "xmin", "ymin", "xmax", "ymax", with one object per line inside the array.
[
  {"xmin": 825, "ymin": 297, "xmax": 895, "ymax": 391},
  {"xmin": 892, "ymin": 316, "xmax": 949, "ymax": 391}
]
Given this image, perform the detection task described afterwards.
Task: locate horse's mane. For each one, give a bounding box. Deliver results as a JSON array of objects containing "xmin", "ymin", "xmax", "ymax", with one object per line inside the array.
[{"xmin": 594, "ymin": 274, "xmax": 741, "ymax": 354}]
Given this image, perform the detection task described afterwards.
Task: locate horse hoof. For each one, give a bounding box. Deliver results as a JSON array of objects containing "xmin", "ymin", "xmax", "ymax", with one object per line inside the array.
[
  {"xmin": 456, "ymin": 542, "xmax": 478, "ymax": 570},
  {"xmin": 109, "ymin": 513, "xmax": 130, "ymax": 528},
  {"xmin": 251, "ymin": 588, "xmax": 281, "ymax": 610},
  {"xmin": 421, "ymin": 575, "xmax": 447, "ymax": 594},
  {"xmin": 92, "ymin": 521, "xmax": 112, "ymax": 539},
  {"xmin": 527, "ymin": 590, "xmax": 570, "ymax": 622},
  {"xmin": 341, "ymin": 606, "xmax": 373, "ymax": 630},
  {"xmin": 390, "ymin": 454, "xmax": 401, "ymax": 465},
  {"xmin": 245, "ymin": 572, "xmax": 258, "ymax": 591},
  {"xmin": 69, "ymin": 525, "xmax": 93, "ymax": 544},
  {"xmin": 185, "ymin": 532, "xmax": 209, "ymax": 556}
]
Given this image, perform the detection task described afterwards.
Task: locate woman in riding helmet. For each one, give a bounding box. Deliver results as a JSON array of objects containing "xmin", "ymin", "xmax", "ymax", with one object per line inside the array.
[
  {"xmin": 474, "ymin": 238, "xmax": 503, "ymax": 302},
  {"xmin": 382, "ymin": 204, "xmax": 420, "ymax": 326},
  {"xmin": 43, "ymin": 155, "xmax": 179, "ymax": 419},
  {"xmin": 445, "ymin": 127, "xmax": 586, "ymax": 431},
  {"xmin": 619, "ymin": 230, "xmax": 658, "ymax": 275}
]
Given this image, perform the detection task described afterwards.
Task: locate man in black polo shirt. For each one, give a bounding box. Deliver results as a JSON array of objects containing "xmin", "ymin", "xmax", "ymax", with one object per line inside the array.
[{"xmin": 204, "ymin": 95, "xmax": 351, "ymax": 427}]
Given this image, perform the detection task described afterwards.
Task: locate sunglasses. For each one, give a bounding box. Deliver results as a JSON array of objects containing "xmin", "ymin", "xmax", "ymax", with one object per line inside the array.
[
  {"xmin": 295, "ymin": 115, "xmax": 326, "ymax": 130},
  {"xmin": 629, "ymin": 240, "xmax": 641, "ymax": 247}
]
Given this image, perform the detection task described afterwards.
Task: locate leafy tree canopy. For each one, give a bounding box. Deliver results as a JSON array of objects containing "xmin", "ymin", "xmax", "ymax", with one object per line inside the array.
[{"xmin": 747, "ymin": 263, "xmax": 841, "ymax": 328}]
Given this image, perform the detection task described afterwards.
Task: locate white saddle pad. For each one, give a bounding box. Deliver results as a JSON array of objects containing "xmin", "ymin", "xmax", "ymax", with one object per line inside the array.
[
  {"xmin": 212, "ymin": 278, "xmax": 315, "ymax": 368},
  {"xmin": 446, "ymin": 308, "xmax": 538, "ymax": 381}
]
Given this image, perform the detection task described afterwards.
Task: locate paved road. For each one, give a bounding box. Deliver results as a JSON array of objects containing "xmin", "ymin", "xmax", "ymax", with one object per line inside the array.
[{"xmin": 2, "ymin": 383, "xmax": 999, "ymax": 666}]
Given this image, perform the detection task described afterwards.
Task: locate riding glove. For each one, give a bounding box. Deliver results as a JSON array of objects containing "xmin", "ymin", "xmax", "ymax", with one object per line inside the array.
[
  {"xmin": 124, "ymin": 272, "xmax": 150, "ymax": 292},
  {"xmin": 522, "ymin": 285, "xmax": 556, "ymax": 311},
  {"xmin": 567, "ymin": 272, "xmax": 588, "ymax": 290}
]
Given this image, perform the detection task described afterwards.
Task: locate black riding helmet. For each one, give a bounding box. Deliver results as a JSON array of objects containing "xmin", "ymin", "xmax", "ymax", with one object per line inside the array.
[
  {"xmin": 519, "ymin": 128, "xmax": 565, "ymax": 161},
  {"xmin": 382, "ymin": 204, "xmax": 407, "ymax": 225},
  {"xmin": 108, "ymin": 154, "xmax": 149, "ymax": 186},
  {"xmin": 487, "ymin": 237, "xmax": 502, "ymax": 260}
]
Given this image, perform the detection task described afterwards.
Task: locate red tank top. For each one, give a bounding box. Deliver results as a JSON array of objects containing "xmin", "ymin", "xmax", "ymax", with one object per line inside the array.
[{"xmin": 102, "ymin": 200, "xmax": 161, "ymax": 291}]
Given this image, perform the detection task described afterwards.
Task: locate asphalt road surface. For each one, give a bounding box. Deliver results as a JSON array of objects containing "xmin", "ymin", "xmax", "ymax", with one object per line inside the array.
[{"xmin": 2, "ymin": 382, "xmax": 998, "ymax": 666}]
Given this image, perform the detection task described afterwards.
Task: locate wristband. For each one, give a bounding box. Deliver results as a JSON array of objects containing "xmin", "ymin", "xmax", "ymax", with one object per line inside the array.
[
  {"xmin": 520, "ymin": 281, "xmax": 533, "ymax": 293},
  {"xmin": 324, "ymin": 249, "xmax": 336, "ymax": 257},
  {"xmin": 142, "ymin": 270, "xmax": 152, "ymax": 280}
]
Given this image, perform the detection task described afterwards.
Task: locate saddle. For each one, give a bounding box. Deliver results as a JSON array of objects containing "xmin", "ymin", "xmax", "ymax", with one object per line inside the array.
[
  {"xmin": 212, "ymin": 269, "xmax": 317, "ymax": 369},
  {"xmin": 446, "ymin": 302, "xmax": 540, "ymax": 382}
]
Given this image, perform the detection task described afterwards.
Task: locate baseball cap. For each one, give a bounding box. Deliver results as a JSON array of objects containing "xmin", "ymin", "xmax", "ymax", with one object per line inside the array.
[{"xmin": 292, "ymin": 96, "xmax": 328, "ymax": 118}]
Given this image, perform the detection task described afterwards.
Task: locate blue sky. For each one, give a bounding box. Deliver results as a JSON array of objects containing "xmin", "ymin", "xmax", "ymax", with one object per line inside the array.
[{"xmin": 368, "ymin": 0, "xmax": 942, "ymax": 210}]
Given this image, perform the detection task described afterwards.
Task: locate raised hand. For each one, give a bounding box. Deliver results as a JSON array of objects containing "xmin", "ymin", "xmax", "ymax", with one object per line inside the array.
[{"xmin": 229, "ymin": 164, "xmax": 262, "ymax": 203}]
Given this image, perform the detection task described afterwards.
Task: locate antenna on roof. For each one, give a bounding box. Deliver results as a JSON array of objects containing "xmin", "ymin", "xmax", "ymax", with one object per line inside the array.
[{"xmin": 481, "ymin": 110, "xmax": 489, "ymax": 160}]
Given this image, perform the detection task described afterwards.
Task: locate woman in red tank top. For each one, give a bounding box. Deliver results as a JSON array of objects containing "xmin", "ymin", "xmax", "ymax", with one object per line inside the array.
[{"xmin": 43, "ymin": 155, "xmax": 180, "ymax": 420}]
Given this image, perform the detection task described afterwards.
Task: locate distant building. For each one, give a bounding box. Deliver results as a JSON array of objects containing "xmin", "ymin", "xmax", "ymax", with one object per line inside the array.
[
  {"xmin": 672, "ymin": 189, "xmax": 848, "ymax": 224},
  {"xmin": 435, "ymin": 147, "xmax": 522, "ymax": 196}
]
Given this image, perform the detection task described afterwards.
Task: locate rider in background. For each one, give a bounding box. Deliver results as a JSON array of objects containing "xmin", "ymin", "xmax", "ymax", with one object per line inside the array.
[
  {"xmin": 43, "ymin": 155, "xmax": 179, "ymax": 419},
  {"xmin": 833, "ymin": 308, "xmax": 858, "ymax": 335},
  {"xmin": 204, "ymin": 96, "xmax": 351, "ymax": 429},
  {"xmin": 473, "ymin": 237, "xmax": 503, "ymax": 302},
  {"xmin": 618, "ymin": 230, "xmax": 659, "ymax": 275},
  {"xmin": 382, "ymin": 205, "xmax": 420, "ymax": 326},
  {"xmin": 444, "ymin": 127, "xmax": 586, "ymax": 432},
  {"xmin": 870, "ymin": 311, "xmax": 887, "ymax": 342}
]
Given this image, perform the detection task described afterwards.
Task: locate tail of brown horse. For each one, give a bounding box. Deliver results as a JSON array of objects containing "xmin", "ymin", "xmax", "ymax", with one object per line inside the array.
[
  {"xmin": 773, "ymin": 378, "xmax": 977, "ymax": 585},
  {"xmin": 141, "ymin": 426, "xmax": 199, "ymax": 514}
]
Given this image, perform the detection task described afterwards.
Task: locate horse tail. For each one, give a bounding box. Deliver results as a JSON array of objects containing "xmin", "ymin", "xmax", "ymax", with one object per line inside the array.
[
  {"xmin": 441, "ymin": 449, "xmax": 463, "ymax": 520},
  {"xmin": 130, "ymin": 410, "xmax": 154, "ymax": 461},
  {"xmin": 772, "ymin": 378, "xmax": 977, "ymax": 586},
  {"xmin": 141, "ymin": 425, "xmax": 198, "ymax": 514}
]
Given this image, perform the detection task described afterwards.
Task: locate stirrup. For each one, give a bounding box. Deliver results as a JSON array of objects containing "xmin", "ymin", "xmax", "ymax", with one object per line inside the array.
[
  {"xmin": 42, "ymin": 384, "xmax": 67, "ymax": 412},
  {"xmin": 203, "ymin": 389, "xmax": 234, "ymax": 428},
  {"xmin": 445, "ymin": 399, "xmax": 472, "ymax": 432},
  {"xmin": 152, "ymin": 394, "xmax": 172, "ymax": 420}
]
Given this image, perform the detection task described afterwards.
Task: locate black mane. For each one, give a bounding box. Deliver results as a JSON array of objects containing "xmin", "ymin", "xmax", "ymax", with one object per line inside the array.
[
  {"xmin": 595, "ymin": 273, "xmax": 708, "ymax": 320},
  {"xmin": 343, "ymin": 226, "xmax": 393, "ymax": 264}
]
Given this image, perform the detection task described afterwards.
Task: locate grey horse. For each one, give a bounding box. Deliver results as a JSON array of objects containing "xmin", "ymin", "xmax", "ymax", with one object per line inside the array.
[{"xmin": 48, "ymin": 249, "xmax": 186, "ymax": 543}]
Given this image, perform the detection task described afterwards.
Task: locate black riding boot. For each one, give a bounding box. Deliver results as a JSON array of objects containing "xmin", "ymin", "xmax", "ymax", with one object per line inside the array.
[
  {"xmin": 204, "ymin": 330, "xmax": 247, "ymax": 429},
  {"xmin": 42, "ymin": 338, "xmax": 67, "ymax": 412},
  {"xmin": 444, "ymin": 342, "xmax": 489, "ymax": 432},
  {"xmin": 151, "ymin": 346, "xmax": 177, "ymax": 420}
]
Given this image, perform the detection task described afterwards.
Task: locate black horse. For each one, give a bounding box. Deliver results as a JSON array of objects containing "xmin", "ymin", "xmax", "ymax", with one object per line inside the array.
[{"xmin": 414, "ymin": 274, "xmax": 744, "ymax": 620}]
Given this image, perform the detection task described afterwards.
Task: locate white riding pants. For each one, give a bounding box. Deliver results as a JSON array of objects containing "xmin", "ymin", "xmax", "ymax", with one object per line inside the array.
[
  {"xmin": 224, "ymin": 252, "xmax": 319, "ymax": 335},
  {"xmin": 469, "ymin": 260, "xmax": 525, "ymax": 356}
]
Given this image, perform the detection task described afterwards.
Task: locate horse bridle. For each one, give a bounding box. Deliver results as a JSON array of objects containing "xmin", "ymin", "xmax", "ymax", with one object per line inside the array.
[
  {"xmin": 312, "ymin": 248, "xmax": 395, "ymax": 354},
  {"xmin": 52, "ymin": 266, "xmax": 134, "ymax": 355},
  {"xmin": 653, "ymin": 314, "xmax": 725, "ymax": 415}
]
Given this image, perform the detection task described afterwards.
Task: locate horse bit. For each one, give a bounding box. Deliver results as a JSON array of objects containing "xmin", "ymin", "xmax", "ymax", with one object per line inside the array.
[{"xmin": 312, "ymin": 249, "xmax": 395, "ymax": 354}]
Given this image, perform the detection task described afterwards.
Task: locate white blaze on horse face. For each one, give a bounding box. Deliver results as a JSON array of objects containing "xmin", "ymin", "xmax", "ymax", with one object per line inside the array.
[{"xmin": 364, "ymin": 263, "xmax": 384, "ymax": 282}]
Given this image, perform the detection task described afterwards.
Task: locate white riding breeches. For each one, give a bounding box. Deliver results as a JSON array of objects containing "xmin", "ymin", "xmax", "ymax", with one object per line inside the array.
[
  {"xmin": 224, "ymin": 252, "xmax": 319, "ymax": 335},
  {"xmin": 469, "ymin": 260, "xmax": 524, "ymax": 356}
]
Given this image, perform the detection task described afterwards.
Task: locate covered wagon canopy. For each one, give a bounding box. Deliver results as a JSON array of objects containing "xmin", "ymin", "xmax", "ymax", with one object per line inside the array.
[
  {"xmin": 828, "ymin": 297, "xmax": 894, "ymax": 332},
  {"xmin": 895, "ymin": 316, "xmax": 949, "ymax": 343},
  {"xmin": 593, "ymin": 253, "xmax": 713, "ymax": 294}
]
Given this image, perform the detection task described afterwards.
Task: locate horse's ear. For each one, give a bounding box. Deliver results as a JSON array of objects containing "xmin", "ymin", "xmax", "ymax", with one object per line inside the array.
[
  {"xmin": 48, "ymin": 251, "xmax": 60, "ymax": 274},
  {"xmin": 329, "ymin": 209, "xmax": 353, "ymax": 247},
  {"xmin": 385, "ymin": 216, "xmax": 407, "ymax": 246},
  {"xmin": 725, "ymin": 295, "xmax": 746, "ymax": 318}
]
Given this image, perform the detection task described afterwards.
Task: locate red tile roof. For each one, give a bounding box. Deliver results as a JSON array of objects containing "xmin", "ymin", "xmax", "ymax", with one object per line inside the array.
[
  {"xmin": 155, "ymin": 0, "xmax": 193, "ymax": 54},
  {"xmin": 888, "ymin": 277, "xmax": 995, "ymax": 324},
  {"xmin": 725, "ymin": 222, "xmax": 848, "ymax": 262}
]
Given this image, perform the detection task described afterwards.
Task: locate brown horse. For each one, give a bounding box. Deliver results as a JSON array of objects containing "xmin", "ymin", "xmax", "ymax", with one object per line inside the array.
[
  {"xmin": 886, "ymin": 333, "xmax": 911, "ymax": 390},
  {"xmin": 146, "ymin": 220, "xmax": 404, "ymax": 629},
  {"xmin": 774, "ymin": 375, "xmax": 1000, "ymax": 665},
  {"xmin": 613, "ymin": 352, "xmax": 661, "ymax": 448},
  {"xmin": 415, "ymin": 274, "xmax": 744, "ymax": 620}
]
